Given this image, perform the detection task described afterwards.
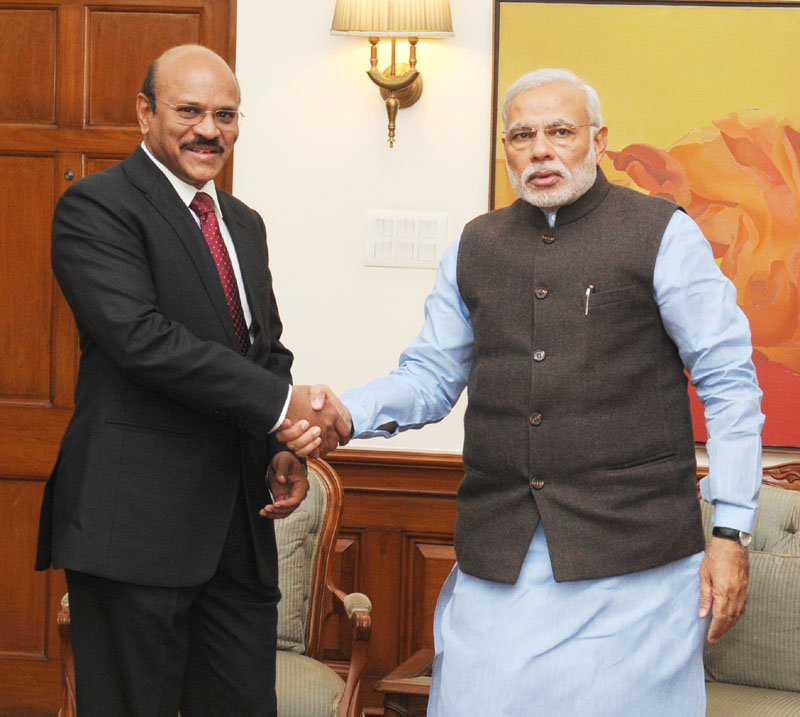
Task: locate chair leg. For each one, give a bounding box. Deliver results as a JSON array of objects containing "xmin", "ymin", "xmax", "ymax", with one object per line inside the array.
[
  {"xmin": 57, "ymin": 601, "xmax": 77, "ymax": 717},
  {"xmin": 337, "ymin": 610, "xmax": 371, "ymax": 717}
]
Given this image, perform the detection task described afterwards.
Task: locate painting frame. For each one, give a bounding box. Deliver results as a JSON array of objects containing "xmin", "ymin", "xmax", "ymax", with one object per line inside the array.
[{"xmin": 490, "ymin": 0, "xmax": 800, "ymax": 449}]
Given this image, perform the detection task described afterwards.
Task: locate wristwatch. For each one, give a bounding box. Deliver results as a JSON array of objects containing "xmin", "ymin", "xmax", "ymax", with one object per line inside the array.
[{"xmin": 712, "ymin": 526, "xmax": 752, "ymax": 547}]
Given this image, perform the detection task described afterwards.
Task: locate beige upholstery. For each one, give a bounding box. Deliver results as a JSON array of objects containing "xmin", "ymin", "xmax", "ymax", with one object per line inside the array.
[
  {"xmin": 276, "ymin": 470, "xmax": 328, "ymax": 653},
  {"xmin": 700, "ymin": 474, "xmax": 800, "ymax": 715},
  {"xmin": 706, "ymin": 682, "xmax": 800, "ymax": 717},
  {"xmin": 276, "ymin": 651, "xmax": 346, "ymax": 717}
]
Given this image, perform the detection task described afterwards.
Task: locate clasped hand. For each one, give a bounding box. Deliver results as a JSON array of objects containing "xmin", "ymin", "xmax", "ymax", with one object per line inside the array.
[{"xmin": 279, "ymin": 384, "xmax": 352, "ymax": 458}]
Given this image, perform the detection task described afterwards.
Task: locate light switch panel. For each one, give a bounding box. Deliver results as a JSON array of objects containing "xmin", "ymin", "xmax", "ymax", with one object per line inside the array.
[{"xmin": 364, "ymin": 210, "xmax": 447, "ymax": 269}]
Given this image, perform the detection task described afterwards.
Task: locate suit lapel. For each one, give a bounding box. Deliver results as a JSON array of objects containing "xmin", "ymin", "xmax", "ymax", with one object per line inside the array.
[{"xmin": 122, "ymin": 148, "xmax": 240, "ymax": 351}]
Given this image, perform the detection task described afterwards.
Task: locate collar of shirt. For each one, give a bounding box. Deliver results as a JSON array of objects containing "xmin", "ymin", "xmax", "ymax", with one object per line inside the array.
[
  {"xmin": 539, "ymin": 208, "xmax": 558, "ymax": 227},
  {"xmin": 140, "ymin": 142, "xmax": 224, "ymax": 221}
]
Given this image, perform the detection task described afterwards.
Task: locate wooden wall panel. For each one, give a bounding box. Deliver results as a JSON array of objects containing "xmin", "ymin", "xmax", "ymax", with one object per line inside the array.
[
  {"xmin": 0, "ymin": 155, "xmax": 57, "ymax": 402},
  {"xmin": 0, "ymin": 479, "xmax": 50, "ymax": 656},
  {"xmin": 404, "ymin": 538, "xmax": 456, "ymax": 656},
  {"xmin": 324, "ymin": 450, "xmax": 462, "ymax": 714},
  {"xmin": 84, "ymin": 154, "xmax": 127, "ymax": 175},
  {"xmin": 87, "ymin": 10, "xmax": 201, "ymax": 127},
  {"xmin": 0, "ymin": 9, "xmax": 57, "ymax": 124},
  {"xmin": 0, "ymin": 477, "xmax": 67, "ymax": 714}
]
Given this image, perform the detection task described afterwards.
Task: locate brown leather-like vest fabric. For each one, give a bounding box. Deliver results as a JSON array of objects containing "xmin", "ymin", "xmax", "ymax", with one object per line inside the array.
[{"xmin": 455, "ymin": 170, "xmax": 704, "ymax": 583}]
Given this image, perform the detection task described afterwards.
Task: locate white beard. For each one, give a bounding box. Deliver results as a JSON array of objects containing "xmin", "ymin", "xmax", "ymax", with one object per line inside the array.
[{"xmin": 507, "ymin": 145, "xmax": 598, "ymax": 210}]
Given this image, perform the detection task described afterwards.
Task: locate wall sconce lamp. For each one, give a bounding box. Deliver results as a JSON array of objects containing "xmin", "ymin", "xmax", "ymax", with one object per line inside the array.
[{"xmin": 330, "ymin": 0, "xmax": 454, "ymax": 147}]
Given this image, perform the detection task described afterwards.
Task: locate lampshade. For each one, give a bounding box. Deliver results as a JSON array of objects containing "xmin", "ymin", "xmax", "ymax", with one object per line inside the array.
[{"xmin": 330, "ymin": 0, "xmax": 454, "ymax": 37}]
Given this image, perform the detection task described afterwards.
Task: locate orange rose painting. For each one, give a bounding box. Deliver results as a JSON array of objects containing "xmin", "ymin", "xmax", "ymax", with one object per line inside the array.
[{"xmin": 605, "ymin": 111, "xmax": 800, "ymax": 447}]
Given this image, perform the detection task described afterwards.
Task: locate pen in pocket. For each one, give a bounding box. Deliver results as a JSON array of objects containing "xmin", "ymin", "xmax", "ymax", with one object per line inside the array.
[{"xmin": 584, "ymin": 284, "xmax": 595, "ymax": 316}]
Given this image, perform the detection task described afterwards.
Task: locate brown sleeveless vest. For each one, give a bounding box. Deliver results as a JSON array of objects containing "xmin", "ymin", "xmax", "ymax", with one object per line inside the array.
[{"xmin": 455, "ymin": 170, "xmax": 704, "ymax": 583}]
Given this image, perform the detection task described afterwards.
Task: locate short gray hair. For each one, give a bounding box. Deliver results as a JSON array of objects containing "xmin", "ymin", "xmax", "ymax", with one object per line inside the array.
[{"xmin": 501, "ymin": 68, "xmax": 603, "ymax": 129}]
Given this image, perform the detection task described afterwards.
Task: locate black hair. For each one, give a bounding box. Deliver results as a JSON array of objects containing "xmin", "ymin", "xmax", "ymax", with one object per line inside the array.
[{"xmin": 140, "ymin": 61, "xmax": 157, "ymax": 112}]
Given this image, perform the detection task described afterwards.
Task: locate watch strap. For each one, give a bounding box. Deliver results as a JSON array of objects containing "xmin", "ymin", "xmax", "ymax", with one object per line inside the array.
[
  {"xmin": 712, "ymin": 526, "xmax": 741, "ymax": 541},
  {"xmin": 712, "ymin": 526, "xmax": 752, "ymax": 547}
]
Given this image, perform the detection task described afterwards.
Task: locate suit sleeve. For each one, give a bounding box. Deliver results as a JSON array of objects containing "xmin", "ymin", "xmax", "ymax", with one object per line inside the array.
[{"xmin": 52, "ymin": 177, "xmax": 291, "ymax": 437}]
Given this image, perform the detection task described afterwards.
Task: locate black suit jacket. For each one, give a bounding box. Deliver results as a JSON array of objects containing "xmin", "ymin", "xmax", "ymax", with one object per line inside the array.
[{"xmin": 36, "ymin": 147, "xmax": 293, "ymax": 587}]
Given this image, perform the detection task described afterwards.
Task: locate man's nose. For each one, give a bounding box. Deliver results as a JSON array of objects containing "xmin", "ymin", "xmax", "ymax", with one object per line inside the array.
[
  {"xmin": 193, "ymin": 112, "xmax": 221, "ymax": 138},
  {"xmin": 529, "ymin": 130, "xmax": 554, "ymax": 161}
]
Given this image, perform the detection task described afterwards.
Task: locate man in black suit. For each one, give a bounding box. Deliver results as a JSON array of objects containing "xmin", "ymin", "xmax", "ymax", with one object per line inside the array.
[{"xmin": 35, "ymin": 44, "xmax": 348, "ymax": 716}]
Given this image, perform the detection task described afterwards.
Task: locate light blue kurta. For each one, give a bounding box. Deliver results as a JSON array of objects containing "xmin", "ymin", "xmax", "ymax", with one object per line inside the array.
[
  {"xmin": 429, "ymin": 524, "xmax": 707, "ymax": 716},
  {"xmin": 341, "ymin": 207, "xmax": 763, "ymax": 714}
]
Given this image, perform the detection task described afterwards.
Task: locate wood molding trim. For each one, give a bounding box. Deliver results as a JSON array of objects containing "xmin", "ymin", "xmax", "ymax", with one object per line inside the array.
[
  {"xmin": 763, "ymin": 462, "xmax": 800, "ymax": 489},
  {"xmin": 326, "ymin": 448, "xmax": 464, "ymax": 497}
]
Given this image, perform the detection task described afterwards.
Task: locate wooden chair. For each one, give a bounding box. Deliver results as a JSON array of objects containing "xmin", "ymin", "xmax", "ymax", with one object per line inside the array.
[
  {"xmin": 57, "ymin": 457, "xmax": 372, "ymax": 717},
  {"xmin": 272, "ymin": 458, "xmax": 372, "ymax": 717}
]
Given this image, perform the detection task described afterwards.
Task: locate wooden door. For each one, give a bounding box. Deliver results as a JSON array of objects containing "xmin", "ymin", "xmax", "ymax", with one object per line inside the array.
[{"xmin": 0, "ymin": 2, "xmax": 235, "ymax": 713}]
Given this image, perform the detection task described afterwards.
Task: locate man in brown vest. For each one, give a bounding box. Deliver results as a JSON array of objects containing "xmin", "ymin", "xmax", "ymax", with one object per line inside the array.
[{"xmin": 281, "ymin": 68, "xmax": 763, "ymax": 715}]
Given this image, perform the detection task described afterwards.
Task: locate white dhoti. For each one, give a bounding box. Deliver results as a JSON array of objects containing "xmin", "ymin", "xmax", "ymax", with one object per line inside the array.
[{"xmin": 429, "ymin": 523, "xmax": 707, "ymax": 716}]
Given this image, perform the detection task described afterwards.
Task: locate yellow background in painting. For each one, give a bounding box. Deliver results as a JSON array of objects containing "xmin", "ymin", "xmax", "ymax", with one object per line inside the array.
[{"xmin": 495, "ymin": 2, "xmax": 800, "ymax": 159}]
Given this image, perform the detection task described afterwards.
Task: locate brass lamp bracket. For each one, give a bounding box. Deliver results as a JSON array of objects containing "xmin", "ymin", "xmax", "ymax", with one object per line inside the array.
[
  {"xmin": 367, "ymin": 66, "xmax": 419, "ymax": 93},
  {"xmin": 377, "ymin": 64, "xmax": 423, "ymax": 108},
  {"xmin": 366, "ymin": 37, "xmax": 423, "ymax": 147}
]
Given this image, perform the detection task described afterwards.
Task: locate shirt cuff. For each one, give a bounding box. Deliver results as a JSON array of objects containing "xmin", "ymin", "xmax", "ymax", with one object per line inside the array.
[
  {"xmin": 342, "ymin": 391, "xmax": 399, "ymax": 439},
  {"xmin": 699, "ymin": 486, "xmax": 757, "ymax": 534},
  {"xmin": 267, "ymin": 385, "xmax": 292, "ymax": 434}
]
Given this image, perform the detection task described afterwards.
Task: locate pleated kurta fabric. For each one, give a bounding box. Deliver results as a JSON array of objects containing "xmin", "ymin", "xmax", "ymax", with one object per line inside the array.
[{"xmin": 429, "ymin": 524, "xmax": 707, "ymax": 716}]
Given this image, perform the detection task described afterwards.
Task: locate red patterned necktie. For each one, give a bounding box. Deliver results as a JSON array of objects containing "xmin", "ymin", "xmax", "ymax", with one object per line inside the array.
[{"xmin": 189, "ymin": 191, "xmax": 250, "ymax": 354}]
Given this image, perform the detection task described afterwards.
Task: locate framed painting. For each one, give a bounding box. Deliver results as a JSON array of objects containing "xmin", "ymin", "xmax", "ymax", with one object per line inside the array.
[{"xmin": 491, "ymin": 0, "xmax": 800, "ymax": 448}]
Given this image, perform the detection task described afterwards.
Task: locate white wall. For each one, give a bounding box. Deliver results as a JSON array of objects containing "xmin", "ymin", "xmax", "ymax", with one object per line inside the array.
[
  {"xmin": 234, "ymin": 0, "xmax": 492, "ymax": 453},
  {"xmin": 233, "ymin": 1, "xmax": 793, "ymax": 466}
]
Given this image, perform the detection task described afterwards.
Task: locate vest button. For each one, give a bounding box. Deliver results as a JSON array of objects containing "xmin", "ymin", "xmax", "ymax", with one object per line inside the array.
[
  {"xmin": 534, "ymin": 287, "xmax": 549, "ymax": 299},
  {"xmin": 529, "ymin": 412, "xmax": 543, "ymax": 426},
  {"xmin": 533, "ymin": 350, "xmax": 546, "ymax": 362},
  {"xmin": 541, "ymin": 234, "xmax": 556, "ymax": 244},
  {"xmin": 530, "ymin": 478, "xmax": 545, "ymax": 490}
]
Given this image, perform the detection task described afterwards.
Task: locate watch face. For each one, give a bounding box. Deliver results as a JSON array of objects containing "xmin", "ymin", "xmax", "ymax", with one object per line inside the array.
[{"xmin": 739, "ymin": 532, "xmax": 753, "ymax": 547}]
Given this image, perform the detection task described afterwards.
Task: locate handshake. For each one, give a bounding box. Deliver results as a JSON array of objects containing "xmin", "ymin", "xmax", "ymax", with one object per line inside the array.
[{"xmin": 278, "ymin": 384, "xmax": 352, "ymax": 458}]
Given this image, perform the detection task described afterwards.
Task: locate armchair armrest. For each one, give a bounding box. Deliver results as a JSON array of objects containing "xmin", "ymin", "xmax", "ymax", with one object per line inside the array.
[
  {"xmin": 330, "ymin": 584, "xmax": 372, "ymax": 717},
  {"xmin": 342, "ymin": 591, "xmax": 372, "ymax": 619}
]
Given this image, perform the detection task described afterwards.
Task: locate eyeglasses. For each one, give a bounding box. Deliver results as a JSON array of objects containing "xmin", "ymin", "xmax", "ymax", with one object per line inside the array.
[
  {"xmin": 504, "ymin": 124, "xmax": 593, "ymax": 151},
  {"xmin": 156, "ymin": 99, "xmax": 244, "ymax": 127}
]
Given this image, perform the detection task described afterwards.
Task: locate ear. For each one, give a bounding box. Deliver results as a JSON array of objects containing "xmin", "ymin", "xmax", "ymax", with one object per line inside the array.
[
  {"xmin": 136, "ymin": 93, "xmax": 153, "ymax": 135},
  {"xmin": 593, "ymin": 126, "xmax": 608, "ymax": 164}
]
